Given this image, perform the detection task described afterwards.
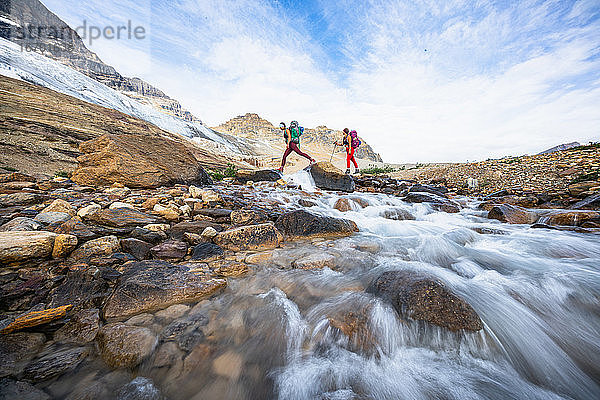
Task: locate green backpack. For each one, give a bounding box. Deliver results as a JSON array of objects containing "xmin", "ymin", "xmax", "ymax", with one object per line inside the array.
[{"xmin": 289, "ymin": 121, "xmax": 304, "ymax": 143}]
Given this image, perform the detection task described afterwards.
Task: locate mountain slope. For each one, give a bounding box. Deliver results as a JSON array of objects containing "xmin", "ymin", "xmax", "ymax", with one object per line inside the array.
[
  {"xmin": 0, "ymin": 74, "xmax": 246, "ymax": 176},
  {"xmin": 212, "ymin": 113, "xmax": 383, "ymax": 163},
  {"xmin": 538, "ymin": 142, "xmax": 581, "ymax": 154},
  {"xmin": 0, "ymin": 0, "xmax": 198, "ymax": 122},
  {"xmin": 0, "ymin": 37, "xmax": 271, "ymax": 161}
]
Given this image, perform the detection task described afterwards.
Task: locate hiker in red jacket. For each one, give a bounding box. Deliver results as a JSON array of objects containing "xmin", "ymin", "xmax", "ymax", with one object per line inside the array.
[
  {"xmin": 336, "ymin": 128, "xmax": 360, "ymax": 174},
  {"xmin": 278, "ymin": 121, "xmax": 315, "ymax": 173}
]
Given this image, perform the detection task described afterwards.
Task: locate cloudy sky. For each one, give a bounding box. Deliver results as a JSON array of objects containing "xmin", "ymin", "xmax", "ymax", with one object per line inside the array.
[{"xmin": 42, "ymin": 0, "xmax": 600, "ymax": 163}]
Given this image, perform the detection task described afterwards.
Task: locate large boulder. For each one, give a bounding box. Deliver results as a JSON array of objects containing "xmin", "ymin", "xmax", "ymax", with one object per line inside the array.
[
  {"xmin": 275, "ymin": 210, "xmax": 358, "ymax": 239},
  {"xmin": 103, "ymin": 260, "xmax": 226, "ymax": 318},
  {"xmin": 54, "ymin": 309, "xmax": 100, "ymax": 344},
  {"xmin": 0, "ymin": 332, "xmax": 46, "ymax": 378},
  {"xmin": 487, "ymin": 204, "xmax": 541, "ymax": 224},
  {"xmin": 569, "ymin": 193, "xmax": 600, "ymax": 211},
  {"xmin": 403, "ymin": 192, "xmax": 461, "ymax": 213},
  {"xmin": 51, "ymin": 234, "xmax": 78, "ymax": 258},
  {"xmin": 230, "ymin": 209, "xmax": 269, "ymax": 226},
  {"xmin": 150, "ymin": 240, "xmax": 188, "ymax": 260},
  {"xmin": 367, "ymin": 270, "xmax": 483, "ymax": 332},
  {"xmin": 543, "ymin": 210, "xmax": 600, "ymax": 227},
  {"xmin": 0, "ymin": 231, "xmax": 57, "ymax": 265},
  {"xmin": 84, "ymin": 208, "xmax": 161, "ymax": 228},
  {"xmin": 49, "ymin": 271, "xmax": 111, "ymax": 310},
  {"xmin": 0, "ymin": 193, "xmax": 44, "ymax": 208},
  {"xmin": 0, "ymin": 217, "xmax": 42, "ymax": 232},
  {"xmin": 33, "ymin": 212, "xmax": 71, "ymax": 226},
  {"xmin": 69, "ymin": 235, "xmax": 120, "ymax": 262},
  {"xmin": 120, "ymin": 238, "xmax": 153, "ymax": 260},
  {"xmin": 71, "ymin": 134, "xmax": 211, "ymax": 188},
  {"xmin": 41, "ymin": 199, "xmax": 76, "ymax": 216},
  {"xmin": 169, "ymin": 221, "xmax": 224, "ymax": 240},
  {"xmin": 190, "ymin": 243, "xmax": 224, "ymax": 262},
  {"xmin": 22, "ymin": 347, "xmax": 89, "ymax": 382},
  {"xmin": 213, "ymin": 223, "xmax": 283, "ymax": 251},
  {"xmin": 309, "ymin": 162, "xmax": 355, "ymax": 192},
  {"xmin": 235, "ymin": 169, "xmax": 281, "ymax": 183},
  {"xmin": 97, "ymin": 323, "xmax": 157, "ymax": 368}
]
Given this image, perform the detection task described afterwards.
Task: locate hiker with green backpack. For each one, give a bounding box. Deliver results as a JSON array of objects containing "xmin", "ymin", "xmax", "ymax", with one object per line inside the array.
[{"xmin": 278, "ymin": 121, "xmax": 316, "ymax": 173}]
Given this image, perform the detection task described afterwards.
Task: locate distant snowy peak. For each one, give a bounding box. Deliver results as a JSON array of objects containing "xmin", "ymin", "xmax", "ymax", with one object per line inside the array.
[{"xmin": 538, "ymin": 142, "xmax": 581, "ymax": 154}]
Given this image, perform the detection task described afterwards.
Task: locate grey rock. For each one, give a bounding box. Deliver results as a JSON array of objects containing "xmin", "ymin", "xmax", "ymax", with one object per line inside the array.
[
  {"xmin": 103, "ymin": 261, "xmax": 226, "ymax": 318},
  {"xmin": 0, "ymin": 217, "xmax": 42, "ymax": 232},
  {"xmin": 54, "ymin": 309, "xmax": 100, "ymax": 344},
  {"xmin": 275, "ymin": 210, "xmax": 358, "ymax": 238},
  {"xmin": 97, "ymin": 323, "xmax": 157, "ymax": 368},
  {"xmin": 0, "ymin": 332, "xmax": 46, "ymax": 378},
  {"xmin": 367, "ymin": 270, "xmax": 483, "ymax": 332},
  {"xmin": 190, "ymin": 243, "xmax": 224, "ymax": 262},
  {"xmin": 22, "ymin": 347, "xmax": 89, "ymax": 382},
  {"xmin": 0, "ymin": 378, "xmax": 50, "ymax": 400}
]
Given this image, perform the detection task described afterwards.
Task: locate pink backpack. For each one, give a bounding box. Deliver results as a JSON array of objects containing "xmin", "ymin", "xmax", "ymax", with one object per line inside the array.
[{"xmin": 350, "ymin": 130, "xmax": 361, "ymax": 148}]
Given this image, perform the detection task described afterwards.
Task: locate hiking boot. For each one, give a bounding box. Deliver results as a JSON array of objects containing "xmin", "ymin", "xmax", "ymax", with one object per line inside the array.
[
  {"xmin": 355, "ymin": 168, "xmax": 360, "ymax": 174},
  {"xmin": 345, "ymin": 168, "xmax": 350, "ymax": 174}
]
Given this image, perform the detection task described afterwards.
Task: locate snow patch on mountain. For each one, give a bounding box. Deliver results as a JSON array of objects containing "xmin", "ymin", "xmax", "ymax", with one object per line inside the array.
[{"xmin": 0, "ymin": 38, "xmax": 248, "ymax": 155}]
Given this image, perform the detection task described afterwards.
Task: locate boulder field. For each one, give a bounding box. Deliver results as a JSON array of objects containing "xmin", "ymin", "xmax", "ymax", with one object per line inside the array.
[{"xmin": 0, "ymin": 164, "xmax": 598, "ymax": 398}]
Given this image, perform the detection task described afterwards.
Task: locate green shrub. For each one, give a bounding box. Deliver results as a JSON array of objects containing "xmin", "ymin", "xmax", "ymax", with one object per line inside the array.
[
  {"xmin": 54, "ymin": 170, "xmax": 70, "ymax": 178},
  {"xmin": 210, "ymin": 163, "xmax": 237, "ymax": 181},
  {"xmin": 361, "ymin": 166, "xmax": 396, "ymax": 175},
  {"xmin": 210, "ymin": 170, "xmax": 224, "ymax": 181},
  {"xmin": 224, "ymin": 163, "xmax": 237, "ymax": 178}
]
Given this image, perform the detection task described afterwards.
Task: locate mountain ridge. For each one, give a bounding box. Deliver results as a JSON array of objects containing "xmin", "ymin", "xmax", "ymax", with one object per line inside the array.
[
  {"xmin": 212, "ymin": 113, "xmax": 383, "ymax": 163},
  {"xmin": 0, "ymin": 0, "xmax": 199, "ymax": 122}
]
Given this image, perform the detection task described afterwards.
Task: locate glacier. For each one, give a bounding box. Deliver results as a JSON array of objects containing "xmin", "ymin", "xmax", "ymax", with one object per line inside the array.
[{"xmin": 0, "ymin": 38, "xmax": 249, "ymax": 155}]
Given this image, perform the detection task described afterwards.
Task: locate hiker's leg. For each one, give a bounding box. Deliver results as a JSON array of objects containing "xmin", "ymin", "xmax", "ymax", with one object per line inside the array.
[
  {"xmin": 346, "ymin": 148, "xmax": 352, "ymax": 169},
  {"xmin": 349, "ymin": 147, "xmax": 358, "ymax": 168},
  {"xmin": 290, "ymin": 142, "xmax": 313, "ymax": 161},
  {"xmin": 281, "ymin": 145, "xmax": 292, "ymax": 168}
]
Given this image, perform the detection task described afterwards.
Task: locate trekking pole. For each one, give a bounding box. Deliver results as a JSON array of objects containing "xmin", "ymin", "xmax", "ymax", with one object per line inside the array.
[{"xmin": 329, "ymin": 143, "xmax": 337, "ymax": 162}]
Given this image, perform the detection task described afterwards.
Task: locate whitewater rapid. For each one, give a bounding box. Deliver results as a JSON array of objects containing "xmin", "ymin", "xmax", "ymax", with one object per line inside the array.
[{"xmin": 255, "ymin": 172, "xmax": 600, "ymax": 400}]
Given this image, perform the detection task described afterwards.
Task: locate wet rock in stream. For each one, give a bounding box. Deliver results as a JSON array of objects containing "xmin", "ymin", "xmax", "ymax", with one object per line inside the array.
[
  {"xmin": 275, "ymin": 210, "xmax": 358, "ymax": 238},
  {"xmin": 97, "ymin": 323, "xmax": 157, "ymax": 368},
  {"xmin": 367, "ymin": 270, "xmax": 483, "ymax": 332},
  {"xmin": 103, "ymin": 260, "xmax": 226, "ymax": 319}
]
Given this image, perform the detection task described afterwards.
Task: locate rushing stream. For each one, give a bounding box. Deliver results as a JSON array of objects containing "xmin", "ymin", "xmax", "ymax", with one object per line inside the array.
[{"xmin": 44, "ymin": 171, "xmax": 600, "ymax": 400}]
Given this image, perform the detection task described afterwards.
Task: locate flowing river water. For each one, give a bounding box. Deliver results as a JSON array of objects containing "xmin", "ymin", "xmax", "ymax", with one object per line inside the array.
[{"xmin": 44, "ymin": 172, "xmax": 600, "ymax": 400}]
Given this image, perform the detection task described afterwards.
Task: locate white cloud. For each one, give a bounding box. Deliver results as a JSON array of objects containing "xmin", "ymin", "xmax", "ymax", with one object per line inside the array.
[{"xmin": 39, "ymin": 0, "xmax": 600, "ymax": 162}]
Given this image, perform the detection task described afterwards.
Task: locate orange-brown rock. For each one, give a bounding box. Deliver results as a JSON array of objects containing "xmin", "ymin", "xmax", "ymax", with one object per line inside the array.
[
  {"xmin": 71, "ymin": 134, "xmax": 212, "ymax": 188},
  {"xmin": 214, "ymin": 223, "xmax": 283, "ymax": 251},
  {"xmin": 1, "ymin": 305, "xmax": 72, "ymax": 334},
  {"xmin": 334, "ymin": 198, "xmax": 353, "ymax": 212}
]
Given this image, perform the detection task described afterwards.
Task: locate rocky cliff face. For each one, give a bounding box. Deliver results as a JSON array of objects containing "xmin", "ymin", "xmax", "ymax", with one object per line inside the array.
[
  {"xmin": 0, "ymin": 0, "xmax": 199, "ymax": 122},
  {"xmin": 212, "ymin": 113, "xmax": 383, "ymax": 162}
]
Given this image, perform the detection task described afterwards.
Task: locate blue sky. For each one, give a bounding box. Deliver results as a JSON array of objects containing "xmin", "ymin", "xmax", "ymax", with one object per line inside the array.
[{"xmin": 41, "ymin": 0, "xmax": 600, "ymax": 163}]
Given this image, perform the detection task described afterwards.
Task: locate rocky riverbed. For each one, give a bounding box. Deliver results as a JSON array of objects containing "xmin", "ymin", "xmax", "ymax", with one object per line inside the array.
[{"xmin": 1, "ymin": 163, "xmax": 599, "ymax": 399}]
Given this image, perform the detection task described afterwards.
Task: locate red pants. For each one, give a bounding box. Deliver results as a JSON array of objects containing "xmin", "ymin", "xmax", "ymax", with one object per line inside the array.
[
  {"xmin": 346, "ymin": 146, "xmax": 358, "ymax": 169},
  {"xmin": 281, "ymin": 141, "xmax": 312, "ymax": 167}
]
